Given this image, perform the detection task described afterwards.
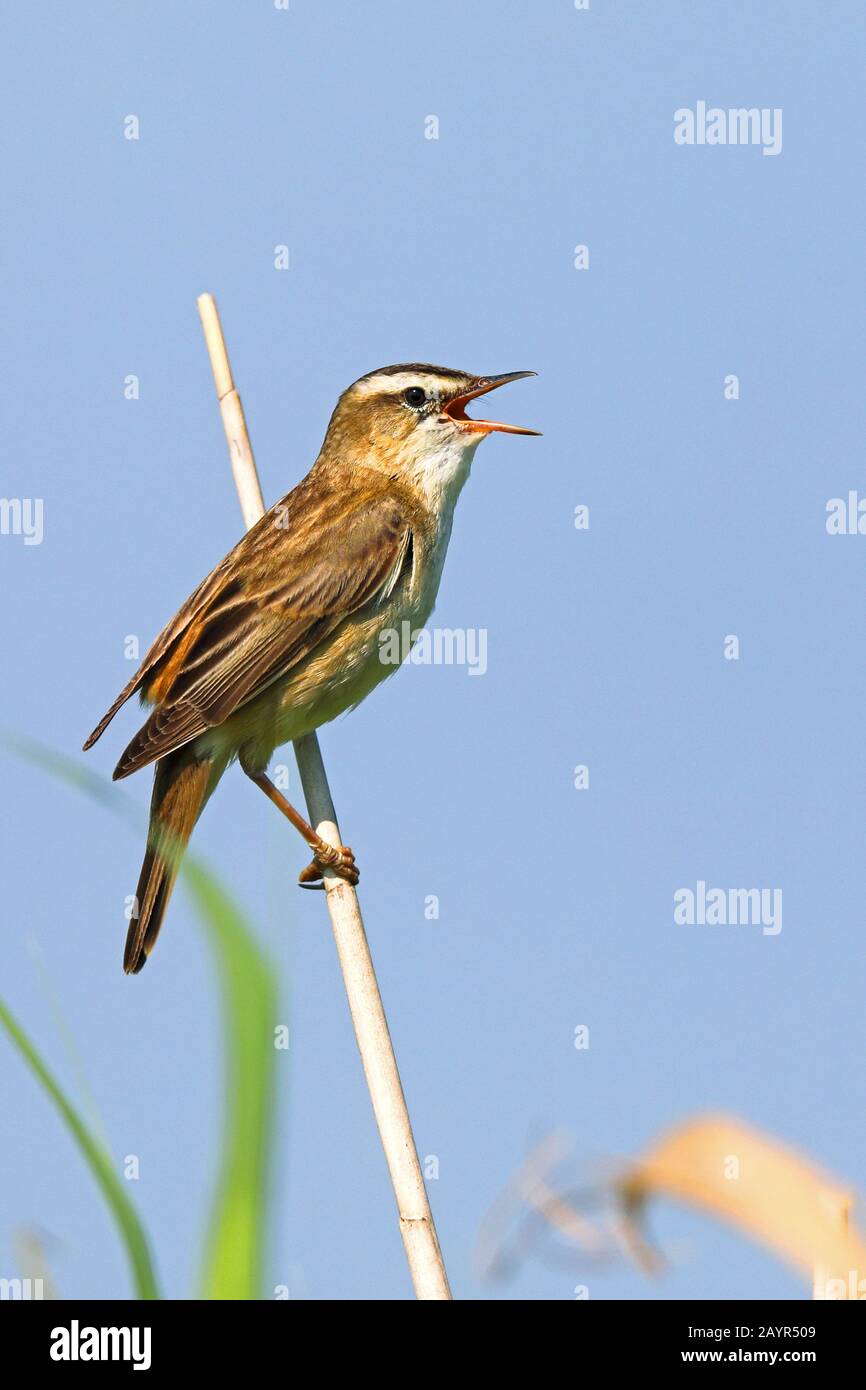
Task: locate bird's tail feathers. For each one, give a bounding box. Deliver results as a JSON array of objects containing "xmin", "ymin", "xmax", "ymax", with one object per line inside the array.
[{"xmin": 123, "ymin": 750, "xmax": 215, "ymax": 975}]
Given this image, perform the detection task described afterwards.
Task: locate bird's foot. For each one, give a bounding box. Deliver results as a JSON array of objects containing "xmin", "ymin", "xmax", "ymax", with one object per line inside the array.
[{"xmin": 298, "ymin": 840, "xmax": 359, "ymax": 890}]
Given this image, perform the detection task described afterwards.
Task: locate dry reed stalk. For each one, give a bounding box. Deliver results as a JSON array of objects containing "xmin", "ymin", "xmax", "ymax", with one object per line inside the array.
[{"xmin": 196, "ymin": 293, "xmax": 452, "ymax": 1301}]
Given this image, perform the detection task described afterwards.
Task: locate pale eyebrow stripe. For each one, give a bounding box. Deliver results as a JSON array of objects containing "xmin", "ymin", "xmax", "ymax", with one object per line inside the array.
[{"xmin": 352, "ymin": 371, "xmax": 458, "ymax": 399}]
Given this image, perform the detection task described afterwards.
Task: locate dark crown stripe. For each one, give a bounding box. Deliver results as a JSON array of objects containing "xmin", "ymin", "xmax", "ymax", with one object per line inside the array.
[{"xmin": 355, "ymin": 363, "xmax": 468, "ymax": 384}]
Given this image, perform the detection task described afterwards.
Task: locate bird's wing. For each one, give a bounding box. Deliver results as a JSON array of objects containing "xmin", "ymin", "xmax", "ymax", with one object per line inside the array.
[
  {"xmin": 85, "ymin": 472, "xmax": 413, "ymax": 779},
  {"xmin": 81, "ymin": 562, "xmax": 238, "ymax": 752}
]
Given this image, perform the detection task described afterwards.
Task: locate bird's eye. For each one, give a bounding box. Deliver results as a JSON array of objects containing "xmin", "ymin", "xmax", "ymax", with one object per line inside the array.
[{"xmin": 403, "ymin": 386, "xmax": 427, "ymax": 409}]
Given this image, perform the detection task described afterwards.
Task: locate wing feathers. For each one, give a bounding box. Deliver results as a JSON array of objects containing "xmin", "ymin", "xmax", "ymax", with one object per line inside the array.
[
  {"xmin": 103, "ymin": 477, "xmax": 413, "ymax": 780},
  {"xmin": 82, "ymin": 566, "xmax": 240, "ymax": 749},
  {"xmin": 82, "ymin": 671, "xmax": 146, "ymax": 750}
]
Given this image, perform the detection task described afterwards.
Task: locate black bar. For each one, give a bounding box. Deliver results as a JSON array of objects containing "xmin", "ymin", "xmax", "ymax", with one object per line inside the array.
[{"xmin": 2, "ymin": 1297, "xmax": 857, "ymax": 1372}]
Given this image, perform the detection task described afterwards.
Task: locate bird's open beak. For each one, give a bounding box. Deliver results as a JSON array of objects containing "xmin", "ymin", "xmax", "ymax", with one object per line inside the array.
[{"xmin": 444, "ymin": 371, "xmax": 541, "ymax": 436}]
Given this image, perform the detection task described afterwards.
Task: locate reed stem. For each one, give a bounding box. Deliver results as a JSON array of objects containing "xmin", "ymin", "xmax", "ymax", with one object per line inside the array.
[{"xmin": 196, "ymin": 293, "xmax": 452, "ymax": 1301}]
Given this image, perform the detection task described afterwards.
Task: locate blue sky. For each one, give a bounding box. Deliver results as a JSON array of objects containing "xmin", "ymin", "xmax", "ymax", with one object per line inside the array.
[{"xmin": 1, "ymin": 1, "xmax": 864, "ymax": 1300}]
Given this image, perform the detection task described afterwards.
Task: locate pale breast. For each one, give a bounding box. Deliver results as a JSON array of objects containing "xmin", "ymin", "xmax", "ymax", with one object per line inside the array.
[
  {"xmin": 209, "ymin": 442, "xmax": 475, "ymax": 769},
  {"xmin": 213, "ymin": 518, "xmax": 450, "ymax": 767}
]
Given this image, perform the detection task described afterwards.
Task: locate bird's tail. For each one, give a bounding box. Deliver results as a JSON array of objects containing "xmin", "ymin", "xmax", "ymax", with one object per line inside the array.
[{"xmin": 123, "ymin": 749, "xmax": 217, "ymax": 975}]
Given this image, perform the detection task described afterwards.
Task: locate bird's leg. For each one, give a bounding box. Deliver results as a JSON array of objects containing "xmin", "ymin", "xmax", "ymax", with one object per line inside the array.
[{"xmin": 239, "ymin": 760, "xmax": 359, "ymax": 889}]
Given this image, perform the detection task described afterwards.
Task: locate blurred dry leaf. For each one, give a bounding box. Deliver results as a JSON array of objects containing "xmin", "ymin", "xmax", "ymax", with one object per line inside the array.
[
  {"xmin": 620, "ymin": 1113, "xmax": 866, "ymax": 1299},
  {"xmin": 479, "ymin": 1114, "xmax": 866, "ymax": 1298},
  {"xmin": 14, "ymin": 1225, "xmax": 59, "ymax": 1300},
  {"xmin": 476, "ymin": 1131, "xmax": 637, "ymax": 1281}
]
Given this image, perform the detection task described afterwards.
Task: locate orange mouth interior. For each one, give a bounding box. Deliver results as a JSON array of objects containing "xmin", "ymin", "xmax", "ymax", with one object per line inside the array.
[{"xmin": 444, "ymin": 373, "xmax": 541, "ymax": 436}]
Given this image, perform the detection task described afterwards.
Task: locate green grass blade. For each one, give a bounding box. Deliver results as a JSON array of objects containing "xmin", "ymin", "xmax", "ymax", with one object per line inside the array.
[
  {"xmin": 3, "ymin": 736, "xmax": 281, "ymax": 1302},
  {"xmin": 0, "ymin": 998, "xmax": 161, "ymax": 1300},
  {"xmin": 186, "ymin": 859, "xmax": 278, "ymax": 1300}
]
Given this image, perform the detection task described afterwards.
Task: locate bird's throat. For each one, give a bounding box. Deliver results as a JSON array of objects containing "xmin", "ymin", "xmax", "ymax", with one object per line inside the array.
[{"xmin": 409, "ymin": 435, "xmax": 480, "ymax": 522}]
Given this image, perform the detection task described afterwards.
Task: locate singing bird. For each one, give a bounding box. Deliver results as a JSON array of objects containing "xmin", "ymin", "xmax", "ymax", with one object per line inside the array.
[{"xmin": 85, "ymin": 364, "xmax": 539, "ymax": 973}]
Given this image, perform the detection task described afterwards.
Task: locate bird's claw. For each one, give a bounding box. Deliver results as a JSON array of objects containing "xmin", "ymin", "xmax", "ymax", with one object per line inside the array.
[{"xmin": 298, "ymin": 842, "xmax": 359, "ymax": 889}]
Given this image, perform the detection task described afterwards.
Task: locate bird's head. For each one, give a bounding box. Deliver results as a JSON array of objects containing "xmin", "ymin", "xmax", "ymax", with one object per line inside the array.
[{"xmin": 318, "ymin": 364, "xmax": 539, "ymax": 503}]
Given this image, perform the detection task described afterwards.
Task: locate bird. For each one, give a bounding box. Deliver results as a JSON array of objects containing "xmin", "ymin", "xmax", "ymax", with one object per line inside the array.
[{"xmin": 84, "ymin": 363, "xmax": 539, "ymax": 973}]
